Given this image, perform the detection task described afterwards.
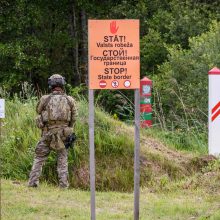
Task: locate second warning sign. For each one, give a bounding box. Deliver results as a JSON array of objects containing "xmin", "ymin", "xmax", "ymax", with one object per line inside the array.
[{"xmin": 88, "ymin": 19, "xmax": 140, "ymax": 90}]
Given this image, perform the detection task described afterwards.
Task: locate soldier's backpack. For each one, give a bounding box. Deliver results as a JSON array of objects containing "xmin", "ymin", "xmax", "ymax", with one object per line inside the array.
[{"xmin": 41, "ymin": 94, "xmax": 73, "ymax": 124}]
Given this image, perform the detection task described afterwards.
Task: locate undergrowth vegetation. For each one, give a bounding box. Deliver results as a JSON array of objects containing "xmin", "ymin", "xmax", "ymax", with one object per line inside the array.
[
  {"xmin": 0, "ymin": 95, "xmax": 137, "ymax": 191},
  {"xmin": 0, "ymin": 90, "xmax": 211, "ymax": 192}
]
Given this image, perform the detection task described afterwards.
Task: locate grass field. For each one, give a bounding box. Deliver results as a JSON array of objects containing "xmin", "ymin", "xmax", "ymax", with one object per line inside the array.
[
  {"xmin": 1, "ymin": 178, "xmax": 220, "ymax": 220},
  {"xmin": 1, "ymin": 97, "xmax": 220, "ymax": 219}
]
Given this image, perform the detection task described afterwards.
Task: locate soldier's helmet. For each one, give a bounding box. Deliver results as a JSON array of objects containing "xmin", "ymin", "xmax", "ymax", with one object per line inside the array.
[{"xmin": 48, "ymin": 74, "xmax": 66, "ymax": 89}]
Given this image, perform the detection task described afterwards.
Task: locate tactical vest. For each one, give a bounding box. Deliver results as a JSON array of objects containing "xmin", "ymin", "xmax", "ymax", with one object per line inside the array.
[{"xmin": 41, "ymin": 94, "xmax": 73, "ymax": 125}]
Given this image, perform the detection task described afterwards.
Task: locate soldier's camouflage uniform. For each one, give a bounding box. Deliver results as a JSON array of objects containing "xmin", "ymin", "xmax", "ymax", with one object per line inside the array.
[{"xmin": 28, "ymin": 90, "xmax": 77, "ymax": 188}]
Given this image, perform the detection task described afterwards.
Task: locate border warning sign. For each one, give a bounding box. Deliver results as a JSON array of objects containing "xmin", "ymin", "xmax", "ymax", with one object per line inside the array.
[{"xmin": 88, "ymin": 19, "xmax": 140, "ymax": 90}]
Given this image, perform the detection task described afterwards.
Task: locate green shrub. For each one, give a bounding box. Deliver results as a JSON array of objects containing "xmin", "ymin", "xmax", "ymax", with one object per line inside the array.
[{"xmin": 154, "ymin": 21, "xmax": 220, "ymax": 127}]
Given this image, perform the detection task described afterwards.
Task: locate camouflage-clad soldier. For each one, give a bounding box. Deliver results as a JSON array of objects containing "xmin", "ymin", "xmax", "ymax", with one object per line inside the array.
[{"xmin": 28, "ymin": 74, "xmax": 77, "ymax": 188}]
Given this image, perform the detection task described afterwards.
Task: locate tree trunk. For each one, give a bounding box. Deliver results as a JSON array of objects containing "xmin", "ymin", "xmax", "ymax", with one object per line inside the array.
[
  {"xmin": 69, "ymin": 1, "xmax": 80, "ymax": 86},
  {"xmin": 80, "ymin": 9, "xmax": 88, "ymax": 85}
]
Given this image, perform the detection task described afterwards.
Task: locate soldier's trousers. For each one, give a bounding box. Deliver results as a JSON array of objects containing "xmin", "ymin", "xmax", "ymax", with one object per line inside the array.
[{"xmin": 28, "ymin": 138, "xmax": 69, "ymax": 188}]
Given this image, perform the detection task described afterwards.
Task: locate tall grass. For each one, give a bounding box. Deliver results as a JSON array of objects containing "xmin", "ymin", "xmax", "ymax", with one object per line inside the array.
[
  {"xmin": 0, "ymin": 93, "xmax": 139, "ymax": 191},
  {"xmin": 152, "ymin": 86, "xmax": 208, "ymax": 154},
  {"xmin": 0, "ymin": 83, "xmax": 208, "ymax": 191},
  {"xmin": 68, "ymin": 83, "xmax": 208, "ymax": 154}
]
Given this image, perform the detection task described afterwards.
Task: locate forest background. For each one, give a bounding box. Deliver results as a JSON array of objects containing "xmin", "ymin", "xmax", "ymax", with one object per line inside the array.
[
  {"xmin": 1, "ymin": 0, "xmax": 220, "ymax": 133},
  {"xmin": 1, "ymin": 2, "xmax": 220, "ymax": 218}
]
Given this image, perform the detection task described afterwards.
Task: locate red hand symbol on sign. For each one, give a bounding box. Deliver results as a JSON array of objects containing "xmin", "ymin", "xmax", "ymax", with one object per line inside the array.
[{"xmin": 110, "ymin": 21, "xmax": 119, "ymax": 34}]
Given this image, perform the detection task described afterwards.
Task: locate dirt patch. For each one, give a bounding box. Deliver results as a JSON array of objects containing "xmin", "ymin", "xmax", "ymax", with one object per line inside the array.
[
  {"xmin": 70, "ymin": 128, "xmax": 218, "ymax": 192},
  {"xmin": 140, "ymin": 137, "xmax": 217, "ymax": 181}
]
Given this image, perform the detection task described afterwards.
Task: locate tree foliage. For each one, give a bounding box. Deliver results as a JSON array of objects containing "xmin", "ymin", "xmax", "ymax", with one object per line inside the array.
[
  {"xmin": 0, "ymin": 0, "xmax": 220, "ymax": 125},
  {"xmin": 154, "ymin": 21, "xmax": 220, "ymax": 126}
]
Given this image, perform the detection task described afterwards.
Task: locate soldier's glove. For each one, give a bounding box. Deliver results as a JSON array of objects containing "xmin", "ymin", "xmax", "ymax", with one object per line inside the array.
[{"xmin": 64, "ymin": 133, "xmax": 76, "ymax": 149}]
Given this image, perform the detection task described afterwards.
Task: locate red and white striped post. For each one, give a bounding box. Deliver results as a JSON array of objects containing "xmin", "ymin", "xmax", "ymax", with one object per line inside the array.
[
  {"xmin": 140, "ymin": 77, "xmax": 152, "ymax": 128},
  {"xmin": 208, "ymin": 67, "xmax": 220, "ymax": 156}
]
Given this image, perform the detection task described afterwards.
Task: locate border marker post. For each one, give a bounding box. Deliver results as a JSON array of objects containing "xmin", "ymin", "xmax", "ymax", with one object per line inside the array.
[
  {"xmin": 140, "ymin": 77, "xmax": 152, "ymax": 128},
  {"xmin": 208, "ymin": 67, "xmax": 220, "ymax": 156},
  {"xmin": 0, "ymin": 99, "xmax": 5, "ymax": 139}
]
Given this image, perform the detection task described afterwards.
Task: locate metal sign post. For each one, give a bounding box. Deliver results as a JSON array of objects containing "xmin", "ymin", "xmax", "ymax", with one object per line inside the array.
[
  {"xmin": 88, "ymin": 19, "xmax": 140, "ymax": 219},
  {"xmin": 89, "ymin": 89, "xmax": 96, "ymax": 220},
  {"xmin": 134, "ymin": 89, "xmax": 140, "ymax": 220}
]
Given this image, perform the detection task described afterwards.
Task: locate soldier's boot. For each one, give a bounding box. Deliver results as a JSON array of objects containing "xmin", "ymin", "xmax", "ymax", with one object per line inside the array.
[
  {"xmin": 57, "ymin": 149, "xmax": 69, "ymax": 188},
  {"xmin": 28, "ymin": 141, "xmax": 50, "ymax": 187}
]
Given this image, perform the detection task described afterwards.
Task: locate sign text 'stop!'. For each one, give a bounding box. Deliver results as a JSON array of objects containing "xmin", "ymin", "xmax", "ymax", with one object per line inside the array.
[{"xmin": 88, "ymin": 20, "xmax": 140, "ymax": 90}]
